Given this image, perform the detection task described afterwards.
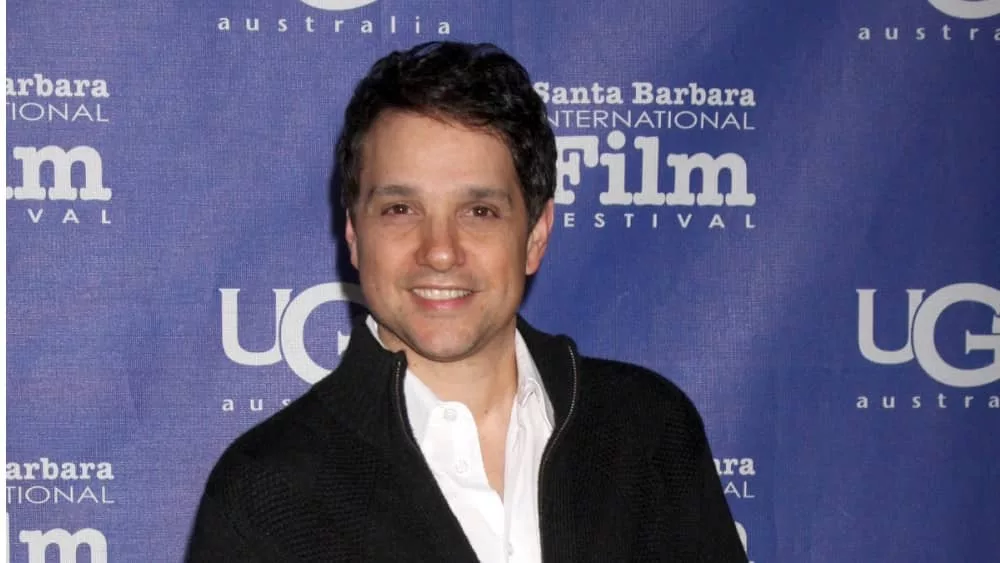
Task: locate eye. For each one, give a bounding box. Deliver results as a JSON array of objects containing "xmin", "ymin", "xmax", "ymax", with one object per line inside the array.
[
  {"xmin": 382, "ymin": 203, "xmax": 411, "ymax": 216},
  {"xmin": 469, "ymin": 205, "xmax": 499, "ymax": 218}
]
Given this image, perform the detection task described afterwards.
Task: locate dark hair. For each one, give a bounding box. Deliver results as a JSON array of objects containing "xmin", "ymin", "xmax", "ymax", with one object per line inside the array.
[{"xmin": 336, "ymin": 41, "xmax": 555, "ymax": 228}]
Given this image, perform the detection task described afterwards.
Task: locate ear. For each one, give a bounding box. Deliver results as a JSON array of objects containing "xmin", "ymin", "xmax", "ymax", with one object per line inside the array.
[
  {"xmin": 345, "ymin": 211, "xmax": 360, "ymax": 269},
  {"xmin": 525, "ymin": 199, "xmax": 555, "ymax": 276}
]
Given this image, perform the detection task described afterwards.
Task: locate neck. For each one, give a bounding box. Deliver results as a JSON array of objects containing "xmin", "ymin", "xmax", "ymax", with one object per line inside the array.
[{"xmin": 382, "ymin": 325, "xmax": 519, "ymax": 423}]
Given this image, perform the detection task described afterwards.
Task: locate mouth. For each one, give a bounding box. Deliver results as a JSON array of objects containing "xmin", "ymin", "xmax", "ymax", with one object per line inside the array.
[{"xmin": 411, "ymin": 287, "xmax": 474, "ymax": 301}]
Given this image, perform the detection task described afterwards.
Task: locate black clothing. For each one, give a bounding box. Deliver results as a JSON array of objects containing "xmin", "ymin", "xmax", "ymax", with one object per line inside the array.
[{"xmin": 186, "ymin": 317, "xmax": 748, "ymax": 562}]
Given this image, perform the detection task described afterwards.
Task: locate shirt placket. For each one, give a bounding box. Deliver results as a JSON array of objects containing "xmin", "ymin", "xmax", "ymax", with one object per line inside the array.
[
  {"xmin": 452, "ymin": 404, "xmax": 508, "ymax": 545},
  {"xmin": 505, "ymin": 393, "xmax": 535, "ymax": 560}
]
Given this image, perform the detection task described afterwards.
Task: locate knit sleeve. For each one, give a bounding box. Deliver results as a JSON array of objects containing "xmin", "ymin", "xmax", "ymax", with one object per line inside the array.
[
  {"xmin": 184, "ymin": 487, "xmax": 273, "ymax": 563},
  {"xmin": 184, "ymin": 448, "xmax": 297, "ymax": 563}
]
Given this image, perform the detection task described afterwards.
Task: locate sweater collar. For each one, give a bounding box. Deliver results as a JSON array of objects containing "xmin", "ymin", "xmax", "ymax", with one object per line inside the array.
[
  {"xmin": 363, "ymin": 314, "xmax": 555, "ymax": 443},
  {"xmin": 312, "ymin": 314, "xmax": 579, "ymax": 446}
]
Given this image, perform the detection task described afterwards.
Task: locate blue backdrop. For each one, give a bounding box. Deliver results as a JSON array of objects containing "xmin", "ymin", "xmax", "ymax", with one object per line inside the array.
[{"xmin": 6, "ymin": 0, "xmax": 999, "ymax": 561}]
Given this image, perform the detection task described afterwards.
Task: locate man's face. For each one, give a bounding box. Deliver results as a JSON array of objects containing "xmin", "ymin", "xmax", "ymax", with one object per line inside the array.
[{"xmin": 346, "ymin": 110, "xmax": 554, "ymax": 364}]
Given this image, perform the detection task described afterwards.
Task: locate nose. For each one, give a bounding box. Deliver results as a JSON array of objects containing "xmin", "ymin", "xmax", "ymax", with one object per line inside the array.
[{"xmin": 416, "ymin": 215, "xmax": 465, "ymax": 272}]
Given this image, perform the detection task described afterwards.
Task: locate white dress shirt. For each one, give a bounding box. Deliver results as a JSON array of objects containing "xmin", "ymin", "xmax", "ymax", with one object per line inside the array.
[{"xmin": 365, "ymin": 316, "xmax": 554, "ymax": 563}]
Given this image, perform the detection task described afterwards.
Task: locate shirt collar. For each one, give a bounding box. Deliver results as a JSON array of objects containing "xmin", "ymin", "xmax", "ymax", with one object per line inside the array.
[{"xmin": 364, "ymin": 314, "xmax": 554, "ymax": 443}]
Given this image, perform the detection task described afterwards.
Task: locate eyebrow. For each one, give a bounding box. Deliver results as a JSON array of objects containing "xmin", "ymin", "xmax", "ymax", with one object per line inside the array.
[
  {"xmin": 465, "ymin": 186, "xmax": 514, "ymax": 207},
  {"xmin": 363, "ymin": 184, "xmax": 415, "ymax": 207},
  {"xmin": 364, "ymin": 184, "xmax": 514, "ymax": 207}
]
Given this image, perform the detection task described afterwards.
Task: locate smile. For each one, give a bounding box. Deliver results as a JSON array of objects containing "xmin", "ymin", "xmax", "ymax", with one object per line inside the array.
[{"xmin": 411, "ymin": 288, "xmax": 473, "ymax": 301}]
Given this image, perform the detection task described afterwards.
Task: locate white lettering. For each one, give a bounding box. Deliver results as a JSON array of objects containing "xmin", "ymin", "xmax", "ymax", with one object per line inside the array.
[
  {"xmin": 18, "ymin": 527, "xmax": 108, "ymax": 563},
  {"xmin": 7, "ymin": 145, "xmax": 111, "ymax": 202},
  {"xmin": 858, "ymin": 284, "xmax": 1000, "ymax": 387},
  {"xmin": 221, "ymin": 283, "xmax": 365, "ymax": 383},
  {"xmin": 929, "ymin": 0, "xmax": 1000, "ymax": 19},
  {"xmin": 554, "ymin": 134, "xmax": 754, "ymax": 208},
  {"xmin": 300, "ymin": 0, "xmax": 379, "ymax": 11}
]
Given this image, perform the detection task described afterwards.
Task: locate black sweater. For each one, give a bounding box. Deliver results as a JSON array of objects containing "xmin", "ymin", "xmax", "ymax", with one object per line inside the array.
[{"xmin": 186, "ymin": 317, "xmax": 748, "ymax": 562}]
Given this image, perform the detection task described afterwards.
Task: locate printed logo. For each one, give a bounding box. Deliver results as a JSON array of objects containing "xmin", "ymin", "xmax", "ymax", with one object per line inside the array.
[
  {"xmin": 854, "ymin": 283, "xmax": 1000, "ymax": 411},
  {"xmin": 6, "ymin": 74, "xmax": 113, "ymax": 227},
  {"xmin": 715, "ymin": 456, "xmax": 756, "ymax": 500},
  {"xmin": 5, "ymin": 513, "xmax": 108, "ymax": 563},
  {"xmin": 7, "ymin": 146, "xmax": 111, "ymax": 202},
  {"xmin": 858, "ymin": 283, "xmax": 1000, "ymax": 388},
  {"xmin": 6, "ymin": 458, "xmax": 116, "ymax": 507},
  {"xmin": 6, "ymin": 145, "xmax": 112, "ymax": 226},
  {"xmin": 221, "ymin": 283, "xmax": 366, "ymax": 384},
  {"xmin": 855, "ymin": 1, "xmax": 1000, "ymax": 43},
  {"xmin": 215, "ymin": 0, "xmax": 452, "ymax": 36},
  {"xmin": 536, "ymin": 81, "xmax": 757, "ymax": 233},
  {"xmin": 5, "ymin": 459, "xmax": 115, "ymax": 562},
  {"xmin": 301, "ymin": 0, "xmax": 379, "ymax": 10},
  {"xmin": 929, "ymin": 0, "xmax": 1000, "ymax": 19},
  {"xmin": 6, "ymin": 75, "xmax": 109, "ymax": 123}
]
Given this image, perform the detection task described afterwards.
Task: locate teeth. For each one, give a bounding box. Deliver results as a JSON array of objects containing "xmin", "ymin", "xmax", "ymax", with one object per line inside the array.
[{"xmin": 413, "ymin": 288, "xmax": 471, "ymax": 300}]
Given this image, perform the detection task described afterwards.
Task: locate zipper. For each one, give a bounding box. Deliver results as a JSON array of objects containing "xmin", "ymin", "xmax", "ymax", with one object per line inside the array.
[
  {"xmin": 537, "ymin": 342, "xmax": 580, "ymax": 563},
  {"xmin": 391, "ymin": 357, "xmax": 422, "ymax": 451},
  {"xmin": 392, "ymin": 357, "xmax": 480, "ymax": 562}
]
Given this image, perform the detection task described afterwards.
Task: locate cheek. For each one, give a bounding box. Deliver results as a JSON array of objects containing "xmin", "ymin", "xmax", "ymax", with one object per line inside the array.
[
  {"xmin": 482, "ymin": 241, "xmax": 527, "ymax": 281},
  {"xmin": 360, "ymin": 242, "xmax": 412, "ymax": 288}
]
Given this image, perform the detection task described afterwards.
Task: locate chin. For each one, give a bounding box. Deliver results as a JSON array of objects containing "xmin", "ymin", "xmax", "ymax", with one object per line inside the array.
[
  {"xmin": 406, "ymin": 330, "xmax": 479, "ymax": 363},
  {"xmin": 412, "ymin": 347, "xmax": 475, "ymax": 364}
]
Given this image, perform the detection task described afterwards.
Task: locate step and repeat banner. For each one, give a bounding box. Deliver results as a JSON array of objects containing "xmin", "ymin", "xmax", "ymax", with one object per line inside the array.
[{"xmin": 6, "ymin": 0, "xmax": 998, "ymax": 561}]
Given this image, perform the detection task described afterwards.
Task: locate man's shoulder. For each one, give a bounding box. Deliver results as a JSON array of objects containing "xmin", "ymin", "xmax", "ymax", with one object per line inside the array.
[
  {"xmin": 579, "ymin": 355, "xmax": 695, "ymax": 405},
  {"xmin": 576, "ymin": 355, "xmax": 705, "ymax": 433},
  {"xmin": 201, "ymin": 391, "xmax": 342, "ymax": 499}
]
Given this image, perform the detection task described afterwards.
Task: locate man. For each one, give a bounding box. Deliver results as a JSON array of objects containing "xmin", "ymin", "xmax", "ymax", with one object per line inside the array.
[{"xmin": 187, "ymin": 41, "xmax": 747, "ymax": 562}]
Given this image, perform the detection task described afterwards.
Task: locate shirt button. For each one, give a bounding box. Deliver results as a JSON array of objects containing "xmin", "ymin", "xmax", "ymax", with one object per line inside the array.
[
  {"xmin": 455, "ymin": 459, "xmax": 469, "ymax": 474},
  {"xmin": 443, "ymin": 407, "xmax": 457, "ymax": 421},
  {"xmin": 505, "ymin": 541, "xmax": 514, "ymax": 556}
]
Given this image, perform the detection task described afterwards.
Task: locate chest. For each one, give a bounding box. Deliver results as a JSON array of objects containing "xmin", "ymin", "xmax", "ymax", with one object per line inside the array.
[
  {"xmin": 267, "ymin": 425, "xmax": 697, "ymax": 563},
  {"xmin": 417, "ymin": 401, "xmax": 551, "ymax": 563}
]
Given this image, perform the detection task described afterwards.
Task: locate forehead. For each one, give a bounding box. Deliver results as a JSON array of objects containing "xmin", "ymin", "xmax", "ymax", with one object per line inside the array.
[{"xmin": 359, "ymin": 110, "xmax": 519, "ymax": 193}]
